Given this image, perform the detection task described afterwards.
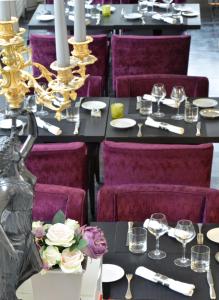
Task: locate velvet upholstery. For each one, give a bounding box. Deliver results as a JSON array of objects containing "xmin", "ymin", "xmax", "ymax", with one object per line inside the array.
[
  {"xmin": 103, "ymin": 141, "xmax": 213, "ymax": 187},
  {"xmin": 203, "ymin": 192, "xmax": 219, "ymax": 223},
  {"xmin": 116, "ymin": 74, "xmax": 209, "ymax": 98},
  {"xmin": 112, "ymin": 34, "xmax": 191, "ymax": 89},
  {"xmin": 30, "ymin": 33, "xmax": 109, "ymax": 92},
  {"xmin": 27, "ymin": 142, "xmax": 87, "ymax": 189},
  {"xmin": 33, "ymin": 183, "xmax": 86, "ymax": 225},
  {"xmin": 97, "ymin": 184, "xmax": 219, "ymax": 222}
]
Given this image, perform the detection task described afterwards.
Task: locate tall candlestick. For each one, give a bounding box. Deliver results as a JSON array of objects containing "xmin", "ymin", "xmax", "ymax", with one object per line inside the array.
[
  {"xmin": 74, "ymin": 0, "xmax": 86, "ymax": 43},
  {"xmin": 54, "ymin": 0, "xmax": 70, "ymax": 68},
  {"xmin": 10, "ymin": 0, "xmax": 19, "ymax": 32},
  {"xmin": 0, "ymin": 0, "xmax": 11, "ymax": 21}
]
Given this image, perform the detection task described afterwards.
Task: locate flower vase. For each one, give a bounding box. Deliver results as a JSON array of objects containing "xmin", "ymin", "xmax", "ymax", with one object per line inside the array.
[{"xmin": 31, "ymin": 269, "xmax": 84, "ymax": 300}]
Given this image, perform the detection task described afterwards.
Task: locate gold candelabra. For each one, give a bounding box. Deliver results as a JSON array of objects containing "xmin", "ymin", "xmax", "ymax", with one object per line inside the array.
[{"xmin": 0, "ymin": 18, "xmax": 97, "ymax": 120}]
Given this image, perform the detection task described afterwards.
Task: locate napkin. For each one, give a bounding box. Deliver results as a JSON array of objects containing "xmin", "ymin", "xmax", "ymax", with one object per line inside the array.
[
  {"xmin": 143, "ymin": 219, "xmax": 175, "ymax": 238},
  {"xmin": 36, "ymin": 117, "xmax": 62, "ymax": 136},
  {"xmin": 135, "ymin": 266, "xmax": 195, "ymax": 297},
  {"xmin": 152, "ymin": 13, "xmax": 177, "ymax": 24},
  {"xmin": 143, "ymin": 94, "xmax": 179, "ymax": 108},
  {"xmin": 145, "ymin": 117, "xmax": 184, "ymax": 135}
]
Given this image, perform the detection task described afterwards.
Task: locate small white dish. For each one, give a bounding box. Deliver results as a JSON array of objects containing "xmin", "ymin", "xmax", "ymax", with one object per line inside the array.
[
  {"xmin": 97, "ymin": 5, "xmax": 116, "ymax": 12},
  {"xmin": 182, "ymin": 11, "xmax": 199, "ymax": 17},
  {"xmin": 102, "ymin": 264, "xmax": 125, "ymax": 283},
  {"xmin": 207, "ymin": 228, "xmax": 219, "ymax": 243},
  {"xmin": 193, "ymin": 98, "xmax": 218, "ymax": 108},
  {"xmin": 124, "ymin": 13, "xmax": 142, "ymax": 20},
  {"xmin": 200, "ymin": 109, "xmax": 219, "ymax": 118},
  {"xmin": 0, "ymin": 119, "xmax": 23, "ymax": 129},
  {"xmin": 82, "ymin": 101, "xmax": 106, "ymax": 111},
  {"xmin": 110, "ymin": 118, "xmax": 136, "ymax": 129},
  {"xmin": 36, "ymin": 14, "xmax": 54, "ymax": 21}
]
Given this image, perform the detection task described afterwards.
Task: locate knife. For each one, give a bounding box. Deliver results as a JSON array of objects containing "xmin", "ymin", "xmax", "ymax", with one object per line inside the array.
[
  {"xmin": 207, "ymin": 269, "xmax": 216, "ymax": 299},
  {"xmin": 73, "ymin": 97, "xmax": 83, "ymax": 135},
  {"xmin": 196, "ymin": 121, "xmax": 201, "ymax": 136}
]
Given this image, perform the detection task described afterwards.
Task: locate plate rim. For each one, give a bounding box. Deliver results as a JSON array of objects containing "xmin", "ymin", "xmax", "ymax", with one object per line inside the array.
[
  {"xmin": 200, "ymin": 108, "xmax": 219, "ymax": 118},
  {"xmin": 193, "ymin": 98, "xmax": 218, "ymax": 108},
  {"xmin": 181, "ymin": 11, "xmax": 198, "ymax": 17},
  {"xmin": 81, "ymin": 100, "xmax": 106, "ymax": 110},
  {"xmin": 36, "ymin": 14, "xmax": 55, "ymax": 21},
  {"xmin": 110, "ymin": 118, "xmax": 137, "ymax": 129},
  {"xmin": 0, "ymin": 118, "xmax": 23, "ymax": 129},
  {"xmin": 102, "ymin": 264, "xmax": 125, "ymax": 283},
  {"xmin": 206, "ymin": 228, "xmax": 219, "ymax": 243},
  {"xmin": 124, "ymin": 12, "xmax": 142, "ymax": 19}
]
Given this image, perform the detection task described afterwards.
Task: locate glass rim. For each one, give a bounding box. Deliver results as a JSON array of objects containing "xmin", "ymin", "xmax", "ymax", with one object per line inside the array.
[
  {"xmin": 191, "ymin": 244, "xmax": 210, "ymax": 254},
  {"xmin": 129, "ymin": 227, "xmax": 147, "ymax": 235}
]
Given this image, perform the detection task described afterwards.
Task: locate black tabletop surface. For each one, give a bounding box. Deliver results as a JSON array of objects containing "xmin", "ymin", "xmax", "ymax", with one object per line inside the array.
[
  {"xmin": 0, "ymin": 96, "xmax": 109, "ymax": 143},
  {"xmin": 28, "ymin": 4, "xmax": 201, "ymax": 33},
  {"xmin": 94, "ymin": 222, "xmax": 219, "ymax": 300},
  {"xmin": 106, "ymin": 98, "xmax": 219, "ymax": 144}
]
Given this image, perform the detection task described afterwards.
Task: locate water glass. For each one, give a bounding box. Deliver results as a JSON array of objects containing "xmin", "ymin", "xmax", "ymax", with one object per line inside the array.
[
  {"xmin": 102, "ymin": 5, "xmax": 111, "ymax": 16},
  {"xmin": 24, "ymin": 95, "xmax": 37, "ymax": 113},
  {"xmin": 66, "ymin": 102, "xmax": 80, "ymax": 122},
  {"xmin": 184, "ymin": 102, "xmax": 199, "ymax": 123},
  {"xmin": 171, "ymin": 86, "xmax": 186, "ymax": 120},
  {"xmin": 111, "ymin": 103, "xmax": 124, "ymax": 119},
  {"xmin": 91, "ymin": 5, "xmax": 101, "ymax": 20},
  {"xmin": 140, "ymin": 98, "xmax": 152, "ymax": 115},
  {"xmin": 129, "ymin": 227, "xmax": 147, "ymax": 254},
  {"xmin": 191, "ymin": 245, "xmax": 210, "ymax": 273}
]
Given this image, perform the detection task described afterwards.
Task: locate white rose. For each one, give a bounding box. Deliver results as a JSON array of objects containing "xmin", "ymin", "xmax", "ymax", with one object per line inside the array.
[
  {"xmin": 43, "ymin": 224, "xmax": 52, "ymax": 231},
  {"xmin": 65, "ymin": 219, "xmax": 80, "ymax": 232},
  {"xmin": 45, "ymin": 223, "xmax": 75, "ymax": 247},
  {"xmin": 32, "ymin": 221, "xmax": 44, "ymax": 230},
  {"xmin": 60, "ymin": 248, "xmax": 84, "ymax": 273},
  {"xmin": 41, "ymin": 246, "xmax": 61, "ymax": 268}
]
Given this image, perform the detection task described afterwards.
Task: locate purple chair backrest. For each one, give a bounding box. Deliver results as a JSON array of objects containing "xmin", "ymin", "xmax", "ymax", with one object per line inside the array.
[
  {"xmin": 27, "ymin": 142, "xmax": 87, "ymax": 189},
  {"xmin": 116, "ymin": 74, "xmax": 209, "ymax": 98},
  {"xmin": 33, "ymin": 183, "xmax": 86, "ymax": 225},
  {"xmin": 97, "ymin": 184, "xmax": 212, "ymax": 222},
  {"xmin": 112, "ymin": 34, "xmax": 191, "ymax": 89},
  {"xmin": 103, "ymin": 141, "xmax": 213, "ymax": 187},
  {"xmin": 203, "ymin": 191, "xmax": 219, "ymax": 223}
]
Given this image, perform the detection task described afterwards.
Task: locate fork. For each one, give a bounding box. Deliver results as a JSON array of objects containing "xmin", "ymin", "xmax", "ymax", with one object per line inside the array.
[
  {"xmin": 125, "ymin": 274, "xmax": 133, "ymax": 300},
  {"xmin": 196, "ymin": 121, "xmax": 201, "ymax": 136},
  {"xmin": 197, "ymin": 223, "xmax": 204, "ymax": 244},
  {"xmin": 137, "ymin": 123, "xmax": 143, "ymax": 137},
  {"xmin": 141, "ymin": 16, "xmax": 145, "ymax": 24}
]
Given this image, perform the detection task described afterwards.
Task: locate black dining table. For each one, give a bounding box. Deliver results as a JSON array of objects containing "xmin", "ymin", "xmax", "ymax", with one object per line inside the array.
[
  {"xmin": 28, "ymin": 3, "xmax": 201, "ymax": 35},
  {"xmin": 94, "ymin": 222, "xmax": 219, "ymax": 300},
  {"xmin": 106, "ymin": 98, "xmax": 219, "ymax": 144}
]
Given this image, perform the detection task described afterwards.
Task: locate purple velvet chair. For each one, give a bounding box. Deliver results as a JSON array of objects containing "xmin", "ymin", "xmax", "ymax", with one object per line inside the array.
[
  {"xmin": 203, "ymin": 191, "xmax": 219, "ymax": 223},
  {"xmin": 103, "ymin": 141, "xmax": 213, "ymax": 187},
  {"xmin": 97, "ymin": 184, "xmax": 217, "ymax": 222},
  {"xmin": 112, "ymin": 34, "xmax": 191, "ymax": 90},
  {"xmin": 116, "ymin": 74, "xmax": 209, "ymax": 98},
  {"xmin": 30, "ymin": 33, "xmax": 108, "ymax": 94},
  {"xmin": 26, "ymin": 142, "xmax": 87, "ymax": 190},
  {"xmin": 33, "ymin": 183, "xmax": 86, "ymax": 225}
]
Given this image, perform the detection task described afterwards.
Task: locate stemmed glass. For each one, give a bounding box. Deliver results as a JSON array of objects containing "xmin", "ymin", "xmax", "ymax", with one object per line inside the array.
[
  {"xmin": 85, "ymin": 0, "xmax": 93, "ymax": 18},
  {"xmin": 147, "ymin": 0, "xmax": 156, "ymax": 15},
  {"xmin": 170, "ymin": 86, "xmax": 186, "ymax": 120},
  {"xmin": 35, "ymin": 84, "xmax": 48, "ymax": 117},
  {"xmin": 174, "ymin": 220, "xmax": 196, "ymax": 267},
  {"xmin": 138, "ymin": 1, "xmax": 148, "ymax": 23},
  {"xmin": 147, "ymin": 213, "xmax": 168, "ymax": 259},
  {"xmin": 151, "ymin": 83, "xmax": 166, "ymax": 118},
  {"xmin": 162, "ymin": 0, "xmax": 173, "ymax": 14}
]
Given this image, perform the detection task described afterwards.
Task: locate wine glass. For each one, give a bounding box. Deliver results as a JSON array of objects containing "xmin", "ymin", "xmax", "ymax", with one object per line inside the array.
[
  {"xmin": 138, "ymin": 1, "xmax": 148, "ymax": 22},
  {"xmin": 151, "ymin": 83, "xmax": 166, "ymax": 118},
  {"xmin": 162, "ymin": 0, "xmax": 173, "ymax": 14},
  {"xmin": 147, "ymin": 0, "xmax": 156, "ymax": 14},
  {"xmin": 174, "ymin": 220, "xmax": 196, "ymax": 267},
  {"xmin": 35, "ymin": 84, "xmax": 48, "ymax": 117},
  {"xmin": 147, "ymin": 213, "xmax": 168, "ymax": 259},
  {"xmin": 170, "ymin": 86, "xmax": 186, "ymax": 120},
  {"xmin": 85, "ymin": 0, "xmax": 93, "ymax": 18}
]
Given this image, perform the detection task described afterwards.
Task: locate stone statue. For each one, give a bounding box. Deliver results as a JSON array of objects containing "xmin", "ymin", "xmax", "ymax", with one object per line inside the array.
[{"xmin": 0, "ymin": 111, "xmax": 42, "ymax": 300}]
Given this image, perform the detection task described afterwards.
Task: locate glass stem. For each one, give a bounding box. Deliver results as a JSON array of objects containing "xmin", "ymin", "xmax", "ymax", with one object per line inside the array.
[
  {"xmin": 176, "ymin": 106, "xmax": 180, "ymax": 116},
  {"xmin": 182, "ymin": 243, "xmax": 186, "ymax": 262},
  {"xmin": 155, "ymin": 237, "xmax": 160, "ymax": 255},
  {"xmin": 157, "ymin": 100, "xmax": 161, "ymax": 113}
]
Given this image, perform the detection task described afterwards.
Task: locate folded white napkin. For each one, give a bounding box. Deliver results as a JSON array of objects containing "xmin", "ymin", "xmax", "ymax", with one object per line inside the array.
[
  {"xmin": 143, "ymin": 219, "xmax": 175, "ymax": 238},
  {"xmin": 135, "ymin": 266, "xmax": 195, "ymax": 296},
  {"xmin": 145, "ymin": 117, "xmax": 184, "ymax": 135},
  {"xmin": 143, "ymin": 94, "xmax": 179, "ymax": 108},
  {"xmin": 152, "ymin": 13, "xmax": 177, "ymax": 24},
  {"xmin": 36, "ymin": 117, "xmax": 62, "ymax": 136}
]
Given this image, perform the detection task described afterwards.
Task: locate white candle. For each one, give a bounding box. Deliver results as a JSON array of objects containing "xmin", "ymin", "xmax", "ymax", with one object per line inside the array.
[
  {"xmin": 0, "ymin": 0, "xmax": 11, "ymax": 21},
  {"xmin": 10, "ymin": 0, "xmax": 19, "ymax": 32},
  {"xmin": 74, "ymin": 0, "xmax": 86, "ymax": 42},
  {"xmin": 54, "ymin": 0, "xmax": 70, "ymax": 68}
]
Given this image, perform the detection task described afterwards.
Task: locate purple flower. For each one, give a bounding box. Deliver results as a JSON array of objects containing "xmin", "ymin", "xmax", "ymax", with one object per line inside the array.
[
  {"xmin": 82, "ymin": 226, "xmax": 108, "ymax": 259},
  {"xmin": 32, "ymin": 227, "xmax": 46, "ymax": 239}
]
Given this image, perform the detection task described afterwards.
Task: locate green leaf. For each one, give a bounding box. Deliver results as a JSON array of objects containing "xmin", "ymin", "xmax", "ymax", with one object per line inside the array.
[
  {"xmin": 77, "ymin": 239, "xmax": 88, "ymax": 250},
  {"xmin": 52, "ymin": 210, "xmax": 66, "ymax": 224}
]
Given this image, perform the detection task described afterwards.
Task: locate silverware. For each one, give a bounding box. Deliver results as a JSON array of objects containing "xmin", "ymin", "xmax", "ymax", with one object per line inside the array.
[
  {"xmin": 126, "ymin": 221, "xmax": 133, "ymax": 246},
  {"xmin": 137, "ymin": 123, "xmax": 143, "ymax": 137},
  {"xmin": 19, "ymin": 121, "xmax": 27, "ymax": 136},
  {"xmin": 96, "ymin": 15, "xmax": 101, "ymax": 25},
  {"xmin": 215, "ymin": 252, "xmax": 219, "ymax": 263},
  {"xmin": 197, "ymin": 223, "xmax": 204, "ymax": 245},
  {"xmin": 141, "ymin": 16, "xmax": 145, "ymax": 25},
  {"xmin": 196, "ymin": 121, "xmax": 201, "ymax": 136},
  {"xmin": 125, "ymin": 273, "xmax": 133, "ymax": 300},
  {"xmin": 207, "ymin": 269, "xmax": 216, "ymax": 299},
  {"xmin": 73, "ymin": 97, "xmax": 83, "ymax": 135}
]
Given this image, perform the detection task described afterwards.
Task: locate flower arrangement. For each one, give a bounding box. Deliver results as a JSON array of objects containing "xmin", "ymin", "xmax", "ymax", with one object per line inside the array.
[{"xmin": 32, "ymin": 210, "xmax": 108, "ymax": 273}]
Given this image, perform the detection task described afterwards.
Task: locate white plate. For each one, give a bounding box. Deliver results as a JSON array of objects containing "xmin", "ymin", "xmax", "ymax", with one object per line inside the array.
[
  {"xmin": 207, "ymin": 228, "xmax": 219, "ymax": 243},
  {"xmin": 97, "ymin": 5, "xmax": 116, "ymax": 12},
  {"xmin": 110, "ymin": 118, "xmax": 136, "ymax": 129},
  {"xmin": 36, "ymin": 14, "xmax": 54, "ymax": 21},
  {"xmin": 68, "ymin": 1, "xmax": 93, "ymax": 9},
  {"xmin": 124, "ymin": 13, "xmax": 142, "ymax": 20},
  {"xmin": 200, "ymin": 109, "xmax": 219, "ymax": 118},
  {"xmin": 102, "ymin": 264, "xmax": 125, "ymax": 283},
  {"xmin": 182, "ymin": 11, "xmax": 199, "ymax": 17},
  {"xmin": 81, "ymin": 101, "xmax": 106, "ymax": 110},
  {"xmin": 193, "ymin": 98, "xmax": 218, "ymax": 108},
  {"xmin": 0, "ymin": 119, "xmax": 23, "ymax": 129}
]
